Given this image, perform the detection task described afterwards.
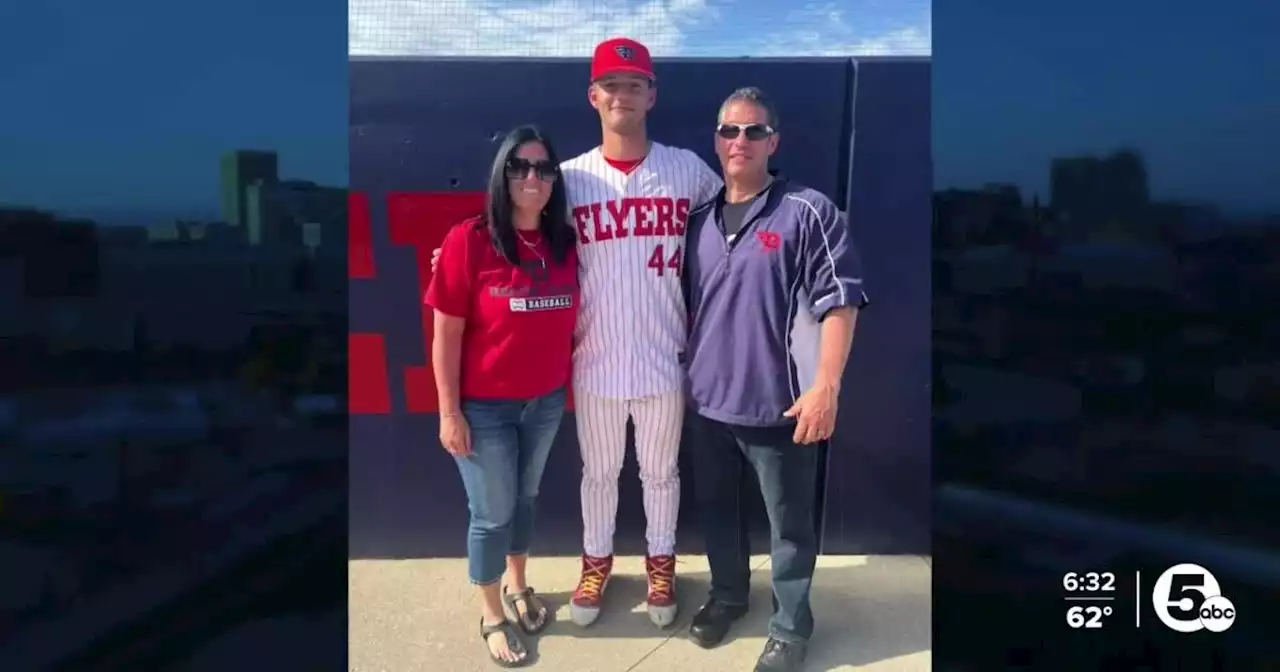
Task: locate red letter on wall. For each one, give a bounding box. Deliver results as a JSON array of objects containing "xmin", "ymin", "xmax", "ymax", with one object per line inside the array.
[
  {"xmin": 389, "ymin": 192, "xmax": 485, "ymax": 414},
  {"xmin": 350, "ymin": 191, "xmax": 576, "ymax": 415},
  {"xmin": 349, "ymin": 192, "xmax": 376, "ymax": 279},
  {"xmin": 348, "ymin": 192, "xmax": 392, "ymax": 414},
  {"xmin": 349, "ymin": 333, "xmax": 392, "ymax": 414}
]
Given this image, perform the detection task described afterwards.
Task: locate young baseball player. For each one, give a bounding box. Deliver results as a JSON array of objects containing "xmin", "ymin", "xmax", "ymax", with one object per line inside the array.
[
  {"xmin": 560, "ymin": 37, "xmax": 722, "ymax": 629},
  {"xmin": 431, "ymin": 37, "xmax": 722, "ymax": 630}
]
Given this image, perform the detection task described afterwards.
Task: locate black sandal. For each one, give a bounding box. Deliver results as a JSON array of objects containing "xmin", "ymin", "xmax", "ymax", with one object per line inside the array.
[
  {"xmin": 480, "ymin": 618, "xmax": 530, "ymax": 668},
  {"xmin": 502, "ymin": 585, "xmax": 550, "ymax": 635}
]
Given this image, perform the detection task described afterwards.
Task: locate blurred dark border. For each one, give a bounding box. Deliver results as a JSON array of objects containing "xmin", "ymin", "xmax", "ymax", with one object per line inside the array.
[
  {"xmin": 0, "ymin": 2, "xmax": 349, "ymax": 669},
  {"xmin": 932, "ymin": 2, "xmax": 1279, "ymax": 668}
]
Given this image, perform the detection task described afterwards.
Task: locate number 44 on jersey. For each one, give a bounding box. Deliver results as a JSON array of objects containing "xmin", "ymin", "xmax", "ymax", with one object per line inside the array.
[{"xmin": 648, "ymin": 244, "xmax": 683, "ymax": 276}]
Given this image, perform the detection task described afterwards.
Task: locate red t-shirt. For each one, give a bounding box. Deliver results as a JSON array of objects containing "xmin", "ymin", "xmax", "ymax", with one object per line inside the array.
[{"xmin": 425, "ymin": 218, "xmax": 579, "ymax": 401}]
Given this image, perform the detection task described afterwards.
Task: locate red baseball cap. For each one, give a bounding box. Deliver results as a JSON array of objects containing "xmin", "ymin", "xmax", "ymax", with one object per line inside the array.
[{"xmin": 591, "ymin": 37, "xmax": 655, "ymax": 82}]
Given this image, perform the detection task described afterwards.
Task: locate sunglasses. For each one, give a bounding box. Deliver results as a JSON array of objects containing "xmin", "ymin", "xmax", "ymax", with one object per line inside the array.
[
  {"xmin": 506, "ymin": 158, "xmax": 559, "ymax": 182},
  {"xmin": 716, "ymin": 123, "xmax": 775, "ymax": 141}
]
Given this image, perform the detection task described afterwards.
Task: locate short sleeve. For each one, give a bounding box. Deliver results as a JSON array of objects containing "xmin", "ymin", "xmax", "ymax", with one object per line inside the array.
[
  {"xmin": 798, "ymin": 195, "xmax": 869, "ymax": 321},
  {"xmin": 425, "ymin": 223, "xmax": 475, "ymax": 319},
  {"xmin": 691, "ymin": 153, "xmax": 723, "ymax": 209}
]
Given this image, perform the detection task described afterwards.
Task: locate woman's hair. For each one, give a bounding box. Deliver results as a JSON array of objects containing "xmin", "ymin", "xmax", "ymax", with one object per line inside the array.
[{"xmin": 481, "ymin": 125, "xmax": 575, "ymax": 266}]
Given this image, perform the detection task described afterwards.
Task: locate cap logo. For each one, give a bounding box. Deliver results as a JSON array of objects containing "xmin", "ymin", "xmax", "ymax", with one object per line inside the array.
[{"xmin": 614, "ymin": 45, "xmax": 635, "ymax": 60}]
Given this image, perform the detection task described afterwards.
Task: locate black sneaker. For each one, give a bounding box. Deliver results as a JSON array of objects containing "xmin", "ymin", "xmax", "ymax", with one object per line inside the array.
[
  {"xmin": 754, "ymin": 637, "xmax": 808, "ymax": 672},
  {"xmin": 687, "ymin": 599, "xmax": 748, "ymax": 648}
]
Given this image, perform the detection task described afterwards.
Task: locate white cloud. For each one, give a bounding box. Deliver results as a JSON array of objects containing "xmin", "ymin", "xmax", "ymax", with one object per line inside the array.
[
  {"xmin": 763, "ymin": 1, "xmax": 931, "ymax": 56},
  {"xmin": 350, "ymin": 0, "xmax": 713, "ymax": 57},
  {"xmin": 758, "ymin": 25, "xmax": 931, "ymax": 57},
  {"xmin": 349, "ymin": 0, "xmax": 930, "ymax": 57}
]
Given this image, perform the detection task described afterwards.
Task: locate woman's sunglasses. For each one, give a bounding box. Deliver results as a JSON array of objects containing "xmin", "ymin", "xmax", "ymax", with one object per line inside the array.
[
  {"xmin": 506, "ymin": 158, "xmax": 559, "ymax": 182},
  {"xmin": 716, "ymin": 123, "xmax": 775, "ymax": 141}
]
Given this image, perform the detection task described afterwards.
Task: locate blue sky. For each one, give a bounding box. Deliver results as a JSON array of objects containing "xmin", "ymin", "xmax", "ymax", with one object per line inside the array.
[
  {"xmin": 934, "ymin": 0, "xmax": 1279, "ymax": 214},
  {"xmin": 349, "ymin": 0, "xmax": 931, "ymax": 58},
  {"xmin": 0, "ymin": 0, "xmax": 348, "ymax": 221},
  {"xmin": 1, "ymin": 0, "xmax": 1275, "ymax": 221}
]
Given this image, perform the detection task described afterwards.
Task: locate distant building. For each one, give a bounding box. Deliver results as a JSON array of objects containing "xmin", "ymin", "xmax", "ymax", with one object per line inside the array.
[
  {"xmin": 2, "ymin": 160, "xmax": 344, "ymax": 355},
  {"xmin": 200, "ymin": 221, "xmax": 250, "ymax": 247},
  {"xmin": 6, "ymin": 242, "xmax": 341, "ymax": 351},
  {"xmin": 244, "ymin": 179, "xmax": 346, "ymax": 250},
  {"xmin": 0, "ymin": 259, "xmax": 20, "ymax": 329},
  {"xmin": 937, "ymin": 244, "xmax": 1032, "ymax": 294},
  {"xmin": 934, "ymin": 184, "xmax": 1026, "ymax": 248},
  {"xmin": 147, "ymin": 218, "xmax": 244, "ymax": 246},
  {"xmin": 0, "ymin": 209, "xmax": 99, "ymax": 298},
  {"xmin": 1145, "ymin": 201, "xmax": 1223, "ymax": 243},
  {"xmin": 96, "ymin": 225, "xmax": 148, "ymax": 247},
  {"xmin": 146, "ymin": 221, "xmax": 183, "ymax": 243},
  {"xmin": 1041, "ymin": 242, "xmax": 1178, "ymax": 292},
  {"xmin": 219, "ymin": 151, "xmax": 279, "ymax": 229},
  {"xmin": 1049, "ymin": 150, "xmax": 1151, "ymax": 242},
  {"xmin": 1176, "ymin": 227, "xmax": 1280, "ymax": 311}
]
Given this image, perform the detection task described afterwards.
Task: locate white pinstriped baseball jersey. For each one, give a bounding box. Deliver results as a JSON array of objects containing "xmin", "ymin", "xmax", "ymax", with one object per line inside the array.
[{"xmin": 561, "ymin": 142, "xmax": 723, "ymax": 400}]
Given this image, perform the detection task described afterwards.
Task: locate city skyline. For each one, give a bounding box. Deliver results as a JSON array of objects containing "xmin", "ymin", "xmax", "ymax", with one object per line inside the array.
[
  {"xmin": 2, "ymin": 0, "xmax": 1276, "ymax": 218},
  {"xmin": 0, "ymin": 148, "xmax": 344, "ymax": 229},
  {"xmin": 0, "ymin": 0, "xmax": 347, "ymax": 219},
  {"xmin": 934, "ymin": 0, "xmax": 1278, "ymax": 214},
  {"xmin": 6, "ymin": 144, "xmax": 1275, "ymax": 231}
]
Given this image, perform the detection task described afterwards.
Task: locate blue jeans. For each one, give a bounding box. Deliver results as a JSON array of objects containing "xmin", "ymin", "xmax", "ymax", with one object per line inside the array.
[
  {"xmin": 455, "ymin": 387, "xmax": 566, "ymax": 585},
  {"xmin": 686, "ymin": 412, "xmax": 821, "ymax": 643}
]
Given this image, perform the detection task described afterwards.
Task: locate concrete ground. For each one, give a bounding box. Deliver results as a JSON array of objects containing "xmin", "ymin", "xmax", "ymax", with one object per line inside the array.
[{"xmin": 349, "ymin": 554, "xmax": 931, "ymax": 671}]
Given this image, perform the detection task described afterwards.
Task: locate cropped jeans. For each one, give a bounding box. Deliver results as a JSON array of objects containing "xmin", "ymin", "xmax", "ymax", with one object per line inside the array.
[{"xmin": 454, "ymin": 386, "xmax": 566, "ymax": 585}]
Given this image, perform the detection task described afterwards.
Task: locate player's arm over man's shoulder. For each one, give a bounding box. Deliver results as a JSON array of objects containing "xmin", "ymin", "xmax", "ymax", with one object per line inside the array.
[{"xmin": 674, "ymin": 147, "xmax": 722, "ymax": 209}]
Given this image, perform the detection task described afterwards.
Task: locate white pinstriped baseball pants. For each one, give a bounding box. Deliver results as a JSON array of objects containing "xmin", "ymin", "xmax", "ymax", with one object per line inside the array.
[{"xmin": 575, "ymin": 387, "xmax": 684, "ymax": 558}]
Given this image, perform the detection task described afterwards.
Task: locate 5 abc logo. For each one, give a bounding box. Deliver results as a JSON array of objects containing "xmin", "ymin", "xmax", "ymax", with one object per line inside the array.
[{"xmin": 1151, "ymin": 564, "xmax": 1236, "ymax": 633}]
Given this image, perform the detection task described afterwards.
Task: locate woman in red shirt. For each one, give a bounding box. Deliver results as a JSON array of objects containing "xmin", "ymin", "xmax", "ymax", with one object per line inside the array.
[{"xmin": 426, "ymin": 124, "xmax": 579, "ymax": 667}]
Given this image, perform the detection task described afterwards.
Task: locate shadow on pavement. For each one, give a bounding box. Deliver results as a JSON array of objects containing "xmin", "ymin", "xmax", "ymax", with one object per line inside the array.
[{"xmin": 348, "ymin": 554, "xmax": 930, "ymax": 671}]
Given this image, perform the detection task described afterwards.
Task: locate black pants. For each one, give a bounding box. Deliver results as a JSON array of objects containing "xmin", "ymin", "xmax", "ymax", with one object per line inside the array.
[{"xmin": 686, "ymin": 411, "xmax": 820, "ymax": 643}]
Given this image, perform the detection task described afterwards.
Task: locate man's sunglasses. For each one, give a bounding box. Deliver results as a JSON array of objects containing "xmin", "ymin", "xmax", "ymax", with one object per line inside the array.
[
  {"xmin": 716, "ymin": 123, "xmax": 775, "ymax": 141},
  {"xmin": 506, "ymin": 158, "xmax": 559, "ymax": 182}
]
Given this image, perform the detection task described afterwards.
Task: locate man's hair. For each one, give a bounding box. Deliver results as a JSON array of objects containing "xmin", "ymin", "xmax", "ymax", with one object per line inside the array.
[{"xmin": 718, "ymin": 86, "xmax": 780, "ymax": 130}]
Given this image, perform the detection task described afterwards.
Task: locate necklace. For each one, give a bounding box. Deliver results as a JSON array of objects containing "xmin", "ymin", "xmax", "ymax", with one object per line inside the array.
[{"xmin": 518, "ymin": 230, "xmax": 546, "ymax": 269}]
